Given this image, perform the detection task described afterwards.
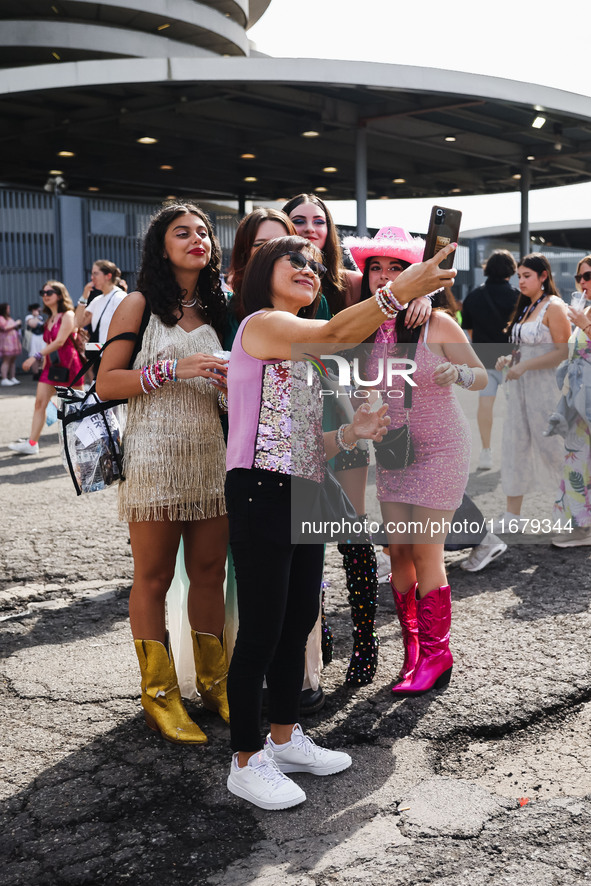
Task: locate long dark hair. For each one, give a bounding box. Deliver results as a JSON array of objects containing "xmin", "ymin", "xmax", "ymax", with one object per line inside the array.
[
  {"xmin": 241, "ymin": 236, "xmax": 321, "ymax": 319},
  {"xmin": 282, "ymin": 193, "xmax": 348, "ymax": 314},
  {"xmin": 41, "ymin": 281, "xmax": 75, "ymax": 317},
  {"xmin": 505, "ymin": 252, "xmax": 559, "ymax": 337},
  {"xmin": 228, "ymin": 208, "xmax": 296, "ymax": 323},
  {"xmin": 136, "ymin": 203, "xmax": 226, "ymax": 339},
  {"xmin": 358, "ymin": 255, "xmax": 425, "ymax": 343}
]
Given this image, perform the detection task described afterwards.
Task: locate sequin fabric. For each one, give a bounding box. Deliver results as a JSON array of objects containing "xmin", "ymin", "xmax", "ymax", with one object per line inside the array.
[
  {"xmin": 338, "ymin": 539, "xmax": 380, "ymax": 685},
  {"xmin": 254, "ymin": 360, "xmax": 325, "ymax": 482},
  {"xmin": 368, "ymin": 319, "xmax": 471, "ymax": 511}
]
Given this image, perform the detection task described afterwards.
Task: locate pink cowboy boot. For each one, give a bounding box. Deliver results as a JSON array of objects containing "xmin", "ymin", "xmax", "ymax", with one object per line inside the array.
[
  {"xmin": 391, "ymin": 584, "xmax": 453, "ymax": 696},
  {"xmin": 390, "ymin": 579, "xmax": 420, "ymax": 689}
]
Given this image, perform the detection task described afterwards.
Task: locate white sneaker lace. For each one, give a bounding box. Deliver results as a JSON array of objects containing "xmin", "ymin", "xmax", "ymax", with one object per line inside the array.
[
  {"xmin": 251, "ymin": 749, "xmax": 290, "ymax": 785},
  {"xmin": 290, "ymin": 728, "xmax": 325, "ymax": 759}
]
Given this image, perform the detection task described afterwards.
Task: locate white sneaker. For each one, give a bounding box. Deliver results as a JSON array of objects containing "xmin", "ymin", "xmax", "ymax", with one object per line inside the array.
[
  {"xmin": 374, "ymin": 549, "xmax": 391, "ymax": 583},
  {"xmin": 477, "ymin": 448, "xmax": 493, "ymax": 471},
  {"xmin": 227, "ymin": 749, "xmax": 306, "ymax": 811},
  {"xmin": 9, "ymin": 378, "xmax": 20, "ymax": 385},
  {"xmin": 265, "ymin": 724, "xmax": 352, "ymax": 776},
  {"xmin": 551, "ymin": 527, "xmax": 591, "ymax": 548},
  {"xmin": 460, "ymin": 532, "xmax": 507, "ymax": 572},
  {"xmin": 8, "ymin": 440, "xmax": 39, "ymax": 455},
  {"xmin": 1, "ymin": 378, "xmax": 12, "ymax": 386},
  {"xmin": 490, "ymin": 512, "xmax": 525, "ymax": 535}
]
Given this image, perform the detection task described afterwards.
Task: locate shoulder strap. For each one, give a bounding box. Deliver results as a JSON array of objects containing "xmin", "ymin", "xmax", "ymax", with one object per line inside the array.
[
  {"xmin": 62, "ymin": 303, "xmax": 151, "ymax": 396},
  {"xmin": 403, "ymin": 324, "xmax": 421, "ymax": 410}
]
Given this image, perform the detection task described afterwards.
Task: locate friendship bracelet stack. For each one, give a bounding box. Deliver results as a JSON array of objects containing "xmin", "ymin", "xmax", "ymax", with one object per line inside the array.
[
  {"xmin": 374, "ymin": 281, "xmax": 406, "ymax": 318},
  {"xmin": 454, "ymin": 363, "xmax": 475, "ymax": 389},
  {"xmin": 336, "ymin": 423, "xmax": 357, "ymax": 452},
  {"xmin": 140, "ymin": 359, "xmax": 178, "ymax": 394},
  {"xmin": 218, "ymin": 390, "xmax": 228, "ymax": 413}
]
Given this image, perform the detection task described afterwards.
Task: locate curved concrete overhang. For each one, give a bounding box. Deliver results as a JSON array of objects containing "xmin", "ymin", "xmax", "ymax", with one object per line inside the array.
[
  {"xmin": 0, "ymin": 22, "xmax": 225, "ymax": 60},
  {"xmin": 1, "ymin": 56, "xmax": 590, "ymax": 122},
  {"xmin": 0, "ymin": 0, "xmax": 249, "ymax": 29},
  {"xmin": 1, "ymin": 9, "xmax": 249, "ymax": 59},
  {"xmin": 247, "ymin": 0, "xmax": 272, "ymax": 27}
]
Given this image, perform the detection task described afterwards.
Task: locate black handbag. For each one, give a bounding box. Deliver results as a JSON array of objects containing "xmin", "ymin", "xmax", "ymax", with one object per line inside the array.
[
  {"xmin": 47, "ymin": 352, "xmax": 69, "ymax": 383},
  {"xmin": 373, "ymin": 354, "xmax": 415, "ymax": 470},
  {"xmin": 319, "ymin": 466, "xmax": 358, "ymax": 524}
]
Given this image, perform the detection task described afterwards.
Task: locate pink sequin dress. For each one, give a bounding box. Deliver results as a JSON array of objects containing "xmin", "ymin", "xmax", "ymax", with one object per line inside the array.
[{"xmin": 371, "ymin": 317, "xmax": 471, "ymax": 510}]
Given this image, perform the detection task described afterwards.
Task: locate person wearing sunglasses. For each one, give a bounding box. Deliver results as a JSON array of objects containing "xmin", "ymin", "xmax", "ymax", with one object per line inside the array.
[
  {"xmin": 9, "ymin": 282, "xmax": 83, "ymax": 456},
  {"xmin": 224, "ymin": 233, "xmax": 456, "ymax": 810},
  {"xmin": 550, "ymin": 254, "xmax": 591, "ymax": 547}
]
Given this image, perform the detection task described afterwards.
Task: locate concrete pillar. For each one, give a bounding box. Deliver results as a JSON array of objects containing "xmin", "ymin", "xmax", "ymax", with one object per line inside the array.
[
  {"xmin": 355, "ymin": 126, "xmax": 368, "ymax": 237},
  {"xmin": 520, "ymin": 165, "xmax": 531, "ymax": 260},
  {"xmin": 57, "ymin": 195, "xmax": 85, "ymax": 298}
]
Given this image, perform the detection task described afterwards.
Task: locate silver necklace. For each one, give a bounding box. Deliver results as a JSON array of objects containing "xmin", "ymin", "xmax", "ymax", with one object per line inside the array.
[{"xmin": 180, "ymin": 296, "xmax": 197, "ymax": 308}]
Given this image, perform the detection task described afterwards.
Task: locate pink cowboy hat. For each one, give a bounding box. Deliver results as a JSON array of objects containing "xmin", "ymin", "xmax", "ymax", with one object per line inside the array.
[{"xmin": 344, "ymin": 226, "xmax": 425, "ymax": 274}]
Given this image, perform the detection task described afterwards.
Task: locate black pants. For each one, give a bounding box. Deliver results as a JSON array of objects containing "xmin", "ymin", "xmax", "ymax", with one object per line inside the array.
[{"xmin": 226, "ymin": 468, "xmax": 324, "ymax": 752}]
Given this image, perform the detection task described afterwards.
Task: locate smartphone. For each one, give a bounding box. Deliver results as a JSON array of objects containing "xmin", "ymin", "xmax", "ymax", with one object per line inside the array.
[{"xmin": 422, "ymin": 206, "xmax": 462, "ymax": 270}]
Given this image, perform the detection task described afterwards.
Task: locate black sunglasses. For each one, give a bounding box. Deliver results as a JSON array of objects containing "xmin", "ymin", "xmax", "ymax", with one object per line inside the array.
[
  {"xmin": 281, "ymin": 252, "xmax": 326, "ymax": 279},
  {"xmin": 40, "ymin": 288, "xmax": 57, "ymax": 296},
  {"xmin": 575, "ymin": 271, "xmax": 591, "ymax": 284}
]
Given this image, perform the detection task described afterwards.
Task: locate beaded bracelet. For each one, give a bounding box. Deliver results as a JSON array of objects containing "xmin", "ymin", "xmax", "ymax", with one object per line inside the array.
[
  {"xmin": 218, "ymin": 390, "xmax": 228, "ymax": 413},
  {"xmin": 336, "ymin": 424, "xmax": 357, "ymax": 452},
  {"xmin": 140, "ymin": 358, "xmax": 179, "ymax": 393},
  {"xmin": 453, "ymin": 364, "xmax": 475, "ymax": 389},
  {"xmin": 374, "ymin": 286, "xmax": 398, "ymax": 318},
  {"xmin": 378, "ymin": 281, "xmax": 406, "ymax": 313},
  {"xmin": 583, "ymin": 324, "xmax": 591, "ymax": 336}
]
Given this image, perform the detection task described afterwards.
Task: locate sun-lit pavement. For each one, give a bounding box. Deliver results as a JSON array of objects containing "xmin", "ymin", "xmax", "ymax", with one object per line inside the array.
[{"xmin": 1, "ymin": 378, "xmax": 590, "ymax": 885}]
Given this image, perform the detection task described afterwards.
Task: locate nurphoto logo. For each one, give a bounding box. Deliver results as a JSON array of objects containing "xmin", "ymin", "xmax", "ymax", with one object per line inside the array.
[{"xmin": 305, "ymin": 353, "xmax": 417, "ymax": 400}]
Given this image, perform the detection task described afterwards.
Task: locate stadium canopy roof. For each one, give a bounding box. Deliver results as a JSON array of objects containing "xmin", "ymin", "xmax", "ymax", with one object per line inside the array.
[{"xmin": 2, "ymin": 56, "xmax": 591, "ymax": 245}]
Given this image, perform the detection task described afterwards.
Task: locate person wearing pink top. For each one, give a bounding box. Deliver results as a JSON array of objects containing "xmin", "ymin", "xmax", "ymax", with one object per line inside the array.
[
  {"xmin": 0, "ymin": 302, "xmax": 22, "ymax": 385},
  {"xmin": 224, "ymin": 233, "xmax": 457, "ymax": 811}
]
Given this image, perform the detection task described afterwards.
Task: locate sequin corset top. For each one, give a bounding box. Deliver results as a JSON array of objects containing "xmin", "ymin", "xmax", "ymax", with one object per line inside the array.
[
  {"xmin": 226, "ymin": 312, "xmax": 325, "ymax": 483},
  {"xmin": 252, "ymin": 359, "xmax": 324, "ymax": 481}
]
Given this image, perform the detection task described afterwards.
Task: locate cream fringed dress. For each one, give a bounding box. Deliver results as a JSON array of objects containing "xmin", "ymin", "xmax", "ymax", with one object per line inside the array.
[{"xmin": 118, "ymin": 314, "xmax": 227, "ymax": 523}]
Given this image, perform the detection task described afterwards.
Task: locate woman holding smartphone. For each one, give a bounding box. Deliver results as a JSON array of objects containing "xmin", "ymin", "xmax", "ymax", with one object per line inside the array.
[
  {"xmin": 96, "ymin": 203, "xmax": 230, "ymax": 746},
  {"xmin": 346, "ymin": 227, "xmax": 488, "ymax": 695},
  {"xmin": 283, "ymin": 196, "xmax": 432, "ymax": 686},
  {"xmin": 224, "ymin": 233, "xmax": 456, "ymax": 810}
]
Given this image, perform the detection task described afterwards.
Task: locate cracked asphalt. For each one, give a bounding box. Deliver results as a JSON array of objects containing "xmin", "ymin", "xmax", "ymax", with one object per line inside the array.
[{"xmin": 1, "ymin": 380, "xmax": 590, "ymax": 885}]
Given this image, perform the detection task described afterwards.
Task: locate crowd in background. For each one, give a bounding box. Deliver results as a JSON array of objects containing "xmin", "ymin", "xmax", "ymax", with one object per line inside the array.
[{"xmin": 3, "ymin": 197, "xmax": 591, "ymax": 812}]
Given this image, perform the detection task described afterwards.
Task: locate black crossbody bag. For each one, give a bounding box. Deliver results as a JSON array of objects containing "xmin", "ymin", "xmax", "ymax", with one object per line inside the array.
[{"xmin": 372, "ymin": 333, "xmax": 419, "ymax": 471}]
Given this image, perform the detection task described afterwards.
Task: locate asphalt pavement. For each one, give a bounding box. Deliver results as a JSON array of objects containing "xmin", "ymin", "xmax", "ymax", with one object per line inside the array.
[{"xmin": 1, "ymin": 378, "xmax": 590, "ymax": 886}]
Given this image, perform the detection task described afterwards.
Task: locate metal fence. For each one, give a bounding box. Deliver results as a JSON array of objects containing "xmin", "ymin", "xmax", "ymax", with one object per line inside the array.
[{"xmin": 0, "ymin": 188, "xmax": 240, "ymax": 328}]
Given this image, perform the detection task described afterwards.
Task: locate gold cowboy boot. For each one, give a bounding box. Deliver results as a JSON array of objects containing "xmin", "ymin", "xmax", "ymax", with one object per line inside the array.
[
  {"xmin": 134, "ymin": 635, "xmax": 207, "ymax": 744},
  {"xmin": 191, "ymin": 630, "xmax": 230, "ymax": 724}
]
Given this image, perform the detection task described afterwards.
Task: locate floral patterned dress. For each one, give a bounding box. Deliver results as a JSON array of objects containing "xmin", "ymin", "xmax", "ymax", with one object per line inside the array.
[{"xmin": 553, "ymin": 328, "xmax": 591, "ymax": 528}]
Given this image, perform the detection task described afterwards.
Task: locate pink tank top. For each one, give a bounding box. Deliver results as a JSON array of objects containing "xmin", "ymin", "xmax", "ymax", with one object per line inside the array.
[{"xmin": 226, "ymin": 311, "xmax": 325, "ymax": 483}]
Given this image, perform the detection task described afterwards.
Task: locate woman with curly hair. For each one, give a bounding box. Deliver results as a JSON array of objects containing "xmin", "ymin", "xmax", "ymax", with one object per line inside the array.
[
  {"xmin": 9, "ymin": 282, "xmax": 83, "ymax": 455},
  {"xmin": 96, "ymin": 203, "xmax": 230, "ymax": 745}
]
